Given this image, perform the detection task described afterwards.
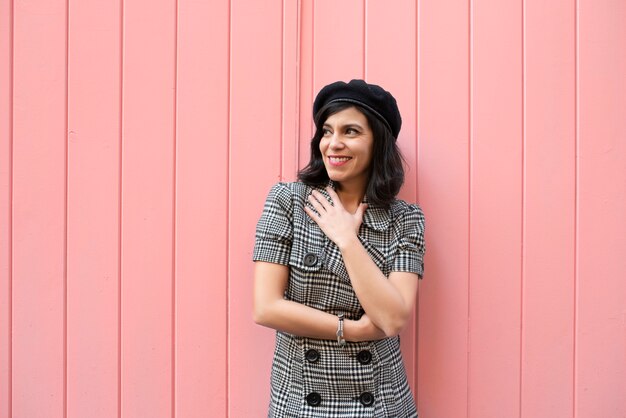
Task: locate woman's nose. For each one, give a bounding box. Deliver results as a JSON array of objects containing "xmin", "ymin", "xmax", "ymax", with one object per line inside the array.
[{"xmin": 328, "ymin": 133, "xmax": 344, "ymax": 149}]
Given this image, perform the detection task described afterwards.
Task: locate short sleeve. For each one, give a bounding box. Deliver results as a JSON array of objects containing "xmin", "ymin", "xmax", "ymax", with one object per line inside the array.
[
  {"xmin": 252, "ymin": 183, "xmax": 293, "ymax": 266},
  {"xmin": 391, "ymin": 204, "xmax": 426, "ymax": 278}
]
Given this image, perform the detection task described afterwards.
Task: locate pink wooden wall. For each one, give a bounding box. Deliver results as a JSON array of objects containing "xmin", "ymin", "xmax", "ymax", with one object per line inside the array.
[{"xmin": 1, "ymin": 0, "xmax": 625, "ymax": 417}]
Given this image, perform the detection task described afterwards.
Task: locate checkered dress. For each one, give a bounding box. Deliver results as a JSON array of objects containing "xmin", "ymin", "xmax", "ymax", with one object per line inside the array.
[{"xmin": 253, "ymin": 181, "xmax": 425, "ymax": 418}]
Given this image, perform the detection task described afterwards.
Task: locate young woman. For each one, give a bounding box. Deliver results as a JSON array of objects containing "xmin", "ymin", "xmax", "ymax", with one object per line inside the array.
[{"xmin": 253, "ymin": 79, "xmax": 425, "ymax": 417}]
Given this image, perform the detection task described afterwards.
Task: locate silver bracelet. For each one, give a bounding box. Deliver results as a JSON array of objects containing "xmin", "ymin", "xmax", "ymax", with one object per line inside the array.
[{"xmin": 336, "ymin": 313, "xmax": 346, "ymax": 347}]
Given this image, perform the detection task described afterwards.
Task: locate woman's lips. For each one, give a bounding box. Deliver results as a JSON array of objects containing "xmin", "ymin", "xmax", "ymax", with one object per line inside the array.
[{"xmin": 328, "ymin": 156, "xmax": 352, "ymax": 167}]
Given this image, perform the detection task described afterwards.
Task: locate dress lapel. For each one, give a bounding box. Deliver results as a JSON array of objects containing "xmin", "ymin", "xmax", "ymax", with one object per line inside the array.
[{"xmin": 305, "ymin": 181, "xmax": 393, "ymax": 231}]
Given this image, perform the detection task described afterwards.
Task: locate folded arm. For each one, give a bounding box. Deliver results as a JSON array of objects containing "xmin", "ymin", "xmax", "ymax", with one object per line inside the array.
[
  {"xmin": 339, "ymin": 238, "xmax": 418, "ymax": 336},
  {"xmin": 253, "ymin": 261, "xmax": 386, "ymax": 341}
]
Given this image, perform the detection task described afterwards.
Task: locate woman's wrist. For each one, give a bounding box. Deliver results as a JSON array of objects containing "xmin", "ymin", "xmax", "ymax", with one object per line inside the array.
[
  {"xmin": 343, "ymin": 316, "xmax": 386, "ymax": 342},
  {"xmin": 343, "ymin": 319, "xmax": 362, "ymax": 342},
  {"xmin": 336, "ymin": 233, "xmax": 361, "ymax": 252}
]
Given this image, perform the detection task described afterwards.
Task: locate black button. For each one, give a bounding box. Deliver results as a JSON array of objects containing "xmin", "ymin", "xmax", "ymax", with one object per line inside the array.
[
  {"xmin": 305, "ymin": 349, "xmax": 320, "ymax": 363},
  {"xmin": 306, "ymin": 392, "xmax": 321, "ymax": 406},
  {"xmin": 359, "ymin": 392, "xmax": 374, "ymax": 406},
  {"xmin": 357, "ymin": 350, "xmax": 372, "ymax": 365},
  {"xmin": 303, "ymin": 253, "xmax": 318, "ymax": 267}
]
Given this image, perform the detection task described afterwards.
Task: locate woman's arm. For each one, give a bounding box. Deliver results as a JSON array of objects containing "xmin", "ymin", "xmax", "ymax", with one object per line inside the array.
[
  {"xmin": 253, "ymin": 261, "xmax": 385, "ymax": 341},
  {"xmin": 339, "ymin": 240, "xmax": 418, "ymax": 337},
  {"xmin": 305, "ymin": 188, "xmax": 419, "ymax": 337}
]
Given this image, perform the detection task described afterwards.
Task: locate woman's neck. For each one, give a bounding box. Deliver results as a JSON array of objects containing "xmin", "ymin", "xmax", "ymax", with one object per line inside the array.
[{"xmin": 334, "ymin": 182, "xmax": 366, "ymax": 214}]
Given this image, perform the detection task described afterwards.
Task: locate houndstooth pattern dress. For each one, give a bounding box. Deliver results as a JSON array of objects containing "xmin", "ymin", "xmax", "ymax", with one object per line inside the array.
[{"xmin": 253, "ymin": 181, "xmax": 425, "ymax": 418}]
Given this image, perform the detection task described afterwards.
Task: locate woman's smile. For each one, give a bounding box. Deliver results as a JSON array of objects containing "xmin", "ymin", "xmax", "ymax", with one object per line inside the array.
[{"xmin": 327, "ymin": 155, "xmax": 353, "ymax": 166}]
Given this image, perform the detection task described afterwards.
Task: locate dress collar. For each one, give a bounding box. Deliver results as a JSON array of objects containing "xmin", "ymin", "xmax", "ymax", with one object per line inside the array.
[
  {"xmin": 361, "ymin": 193, "xmax": 392, "ymax": 231},
  {"xmin": 307, "ymin": 180, "xmax": 392, "ymax": 231}
]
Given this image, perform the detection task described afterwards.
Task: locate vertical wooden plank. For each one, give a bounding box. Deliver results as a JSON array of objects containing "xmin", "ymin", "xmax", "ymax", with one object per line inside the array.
[
  {"xmin": 66, "ymin": 0, "xmax": 121, "ymax": 416},
  {"xmin": 522, "ymin": 0, "xmax": 575, "ymax": 416},
  {"xmin": 281, "ymin": 0, "xmax": 300, "ymax": 181},
  {"xmin": 576, "ymin": 1, "xmax": 626, "ymax": 417},
  {"xmin": 11, "ymin": 0, "xmax": 67, "ymax": 416},
  {"xmin": 365, "ymin": 0, "xmax": 418, "ymax": 392},
  {"xmin": 313, "ymin": 0, "xmax": 364, "ymax": 90},
  {"xmin": 298, "ymin": 0, "xmax": 314, "ymax": 170},
  {"xmin": 416, "ymin": 0, "xmax": 470, "ymax": 415},
  {"xmin": 0, "ymin": 0, "xmax": 12, "ymax": 416},
  {"xmin": 229, "ymin": 0, "xmax": 283, "ymax": 415},
  {"xmin": 364, "ymin": 0, "xmax": 417, "ymax": 202},
  {"xmin": 121, "ymin": 0, "xmax": 176, "ymax": 415},
  {"xmin": 175, "ymin": 0, "xmax": 229, "ymax": 416},
  {"xmin": 469, "ymin": 0, "xmax": 522, "ymax": 416}
]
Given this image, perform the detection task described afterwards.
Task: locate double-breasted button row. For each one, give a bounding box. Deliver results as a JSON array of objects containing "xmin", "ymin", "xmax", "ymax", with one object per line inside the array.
[
  {"xmin": 304, "ymin": 348, "xmax": 372, "ymax": 364},
  {"xmin": 303, "ymin": 252, "xmax": 318, "ymax": 267},
  {"xmin": 303, "ymin": 349, "xmax": 370, "ymax": 365},
  {"xmin": 305, "ymin": 392, "xmax": 374, "ymax": 407}
]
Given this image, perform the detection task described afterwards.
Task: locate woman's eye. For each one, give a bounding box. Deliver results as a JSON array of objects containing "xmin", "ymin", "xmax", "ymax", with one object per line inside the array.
[
  {"xmin": 322, "ymin": 128, "xmax": 332, "ymax": 136},
  {"xmin": 346, "ymin": 128, "xmax": 358, "ymax": 135}
]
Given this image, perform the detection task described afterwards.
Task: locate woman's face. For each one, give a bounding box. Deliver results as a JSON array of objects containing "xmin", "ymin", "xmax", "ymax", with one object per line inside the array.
[{"xmin": 319, "ymin": 106, "xmax": 374, "ymax": 191}]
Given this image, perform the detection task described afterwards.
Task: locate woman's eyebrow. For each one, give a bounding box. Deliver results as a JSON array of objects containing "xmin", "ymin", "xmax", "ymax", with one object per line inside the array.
[{"xmin": 323, "ymin": 122, "xmax": 363, "ymax": 129}]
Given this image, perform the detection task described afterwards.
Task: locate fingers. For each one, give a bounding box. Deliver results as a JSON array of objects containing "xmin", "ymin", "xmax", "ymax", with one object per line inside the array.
[
  {"xmin": 325, "ymin": 187, "xmax": 348, "ymax": 210},
  {"xmin": 355, "ymin": 202, "xmax": 368, "ymax": 220},
  {"xmin": 303, "ymin": 205, "xmax": 320, "ymax": 223},
  {"xmin": 307, "ymin": 190, "xmax": 328, "ymax": 213},
  {"xmin": 326, "ymin": 186, "xmax": 339, "ymax": 201}
]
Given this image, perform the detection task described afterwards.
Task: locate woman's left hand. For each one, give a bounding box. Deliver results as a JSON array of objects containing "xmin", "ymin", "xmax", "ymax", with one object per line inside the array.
[{"xmin": 304, "ymin": 187, "xmax": 367, "ymax": 249}]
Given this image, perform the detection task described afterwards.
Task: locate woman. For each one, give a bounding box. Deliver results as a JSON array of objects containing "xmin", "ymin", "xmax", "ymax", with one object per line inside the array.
[{"xmin": 253, "ymin": 79, "xmax": 425, "ymax": 417}]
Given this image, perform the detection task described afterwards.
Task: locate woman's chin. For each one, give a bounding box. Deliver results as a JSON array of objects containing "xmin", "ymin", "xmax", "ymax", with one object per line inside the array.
[{"xmin": 326, "ymin": 172, "xmax": 346, "ymax": 183}]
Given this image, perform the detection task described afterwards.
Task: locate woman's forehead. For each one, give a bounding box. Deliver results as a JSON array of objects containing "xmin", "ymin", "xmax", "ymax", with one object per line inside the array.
[{"xmin": 323, "ymin": 107, "xmax": 368, "ymax": 126}]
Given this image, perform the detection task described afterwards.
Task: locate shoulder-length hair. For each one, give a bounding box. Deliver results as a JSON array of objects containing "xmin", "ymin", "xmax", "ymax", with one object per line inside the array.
[{"xmin": 297, "ymin": 101, "xmax": 405, "ymax": 208}]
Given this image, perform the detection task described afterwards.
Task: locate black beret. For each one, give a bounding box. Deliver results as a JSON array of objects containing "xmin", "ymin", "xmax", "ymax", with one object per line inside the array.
[{"xmin": 313, "ymin": 79, "xmax": 402, "ymax": 139}]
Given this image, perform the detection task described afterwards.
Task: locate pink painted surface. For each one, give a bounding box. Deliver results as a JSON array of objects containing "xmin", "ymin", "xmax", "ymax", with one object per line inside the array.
[
  {"xmin": 1, "ymin": 1, "xmax": 625, "ymax": 417},
  {"xmin": 417, "ymin": 0, "xmax": 470, "ymax": 417},
  {"xmin": 66, "ymin": 0, "xmax": 121, "ymax": 416},
  {"xmin": 0, "ymin": 0, "xmax": 11, "ymax": 416},
  {"xmin": 576, "ymin": 1, "xmax": 626, "ymax": 416},
  {"xmin": 298, "ymin": 0, "xmax": 315, "ymax": 171},
  {"xmin": 469, "ymin": 0, "xmax": 523, "ymax": 415},
  {"xmin": 175, "ymin": 0, "xmax": 229, "ymax": 417},
  {"xmin": 522, "ymin": 0, "xmax": 576, "ymax": 416},
  {"xmin": 10, "ymin": 1, "xmax": 67, "ymax": 416},
  {"xmin": 281, "ymin": 0, "xmax": 300, "ymax": 182},
  {"xmin": 120, "ymin": 0, "xmax": 176, "ymax": 416}
]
